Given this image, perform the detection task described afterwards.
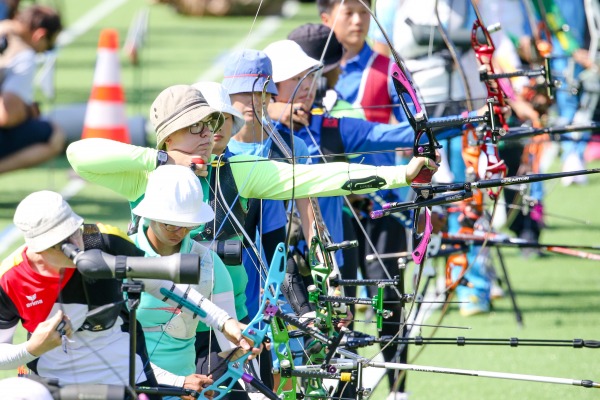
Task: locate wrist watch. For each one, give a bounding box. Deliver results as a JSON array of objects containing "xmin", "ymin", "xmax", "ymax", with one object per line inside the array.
[{"xmin": 156, "ymin": 150, "xmax": 168, "ymax": 168}]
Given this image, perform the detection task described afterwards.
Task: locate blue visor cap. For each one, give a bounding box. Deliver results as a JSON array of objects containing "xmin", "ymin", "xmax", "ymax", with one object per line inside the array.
[{"xmin": 222, "ymin": 49, "xmax": 278, "ymax": 96}]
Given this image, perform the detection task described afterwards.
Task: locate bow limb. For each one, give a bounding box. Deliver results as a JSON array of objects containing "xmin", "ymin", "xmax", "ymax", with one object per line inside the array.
[
  {"xmin": 432, "ymin": 0, "xmax": 491, "ymax": 314},
  {"xmin": 356, "ymin": 0, "xmax": 437, "ymax": 272},
  {"xmin": 200, "ymin": 244, "xmax": 287, "ymax": 400},
  {"xmin": 467, "ymin": 0, "xmax": 509, "ymax": 198},
  {"xmin": 470, "ymin": 0, "xmax": 516, "ymax": 143},
  {"xmin": 269, "ymin": 310, "xmax": 298, "ymax": 400},
  {"xmin": 262, "ymin": 75, "xmax": 337, "ymax": 398},
  {"xmin": 304, "ymin": 235, "xmax": 338, "ymax": 398},
  {"xmin": 261, "ymin": 71, "xmax": 352, "ymax": 309},
  {"xmin": 389, "ymin": 0, "xmax": 482, "ymax": 379},
  {"xmin": 354, "ymin": 6, "xmax": 440, "ymax": 398}
]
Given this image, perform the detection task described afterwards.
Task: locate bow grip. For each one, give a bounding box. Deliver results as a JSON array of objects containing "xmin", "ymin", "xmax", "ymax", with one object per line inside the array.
[
  {"xmin": 411, "ymin": 167, "xmax": 435, "ymax": 185},
  {"xmin": 199, "ymin": 244, "xmax": 286, "ymax": 400}
]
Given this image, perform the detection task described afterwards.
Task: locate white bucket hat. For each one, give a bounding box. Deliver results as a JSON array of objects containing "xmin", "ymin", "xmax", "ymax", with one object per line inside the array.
[
  {"xmin": 132, "ymin": 165, "xmax": 215, "ymax": 227},
  {"xmin": 0, "ymin": 377, "xmax": 53, "ymax": 400},
  {"xmin": 191, "ymin": 82, "xmax": 245, "ymax": 135},
  {"xmin": 13, "ymin": 191, "xmax": 84, "ymax": 253},
  {"xmin": 263, "ymin": 40, "xmax": 322, "ymax": 83}
]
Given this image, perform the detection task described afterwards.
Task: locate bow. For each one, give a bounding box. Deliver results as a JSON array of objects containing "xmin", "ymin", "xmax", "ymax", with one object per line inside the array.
[
  {"xmin": 258, "ymin": 71, "xmax": 355, "ymax": 399},
  {"xmin": 357, "ymin": 0, "xmax": 438, "ymax": 285},
  {"xmin": 199, "ymin": 243, "xmax": 286, "ymax": 400},
  {"xmin": 378, "ymin": 168, "xmax": 600, "ymax": 215}
]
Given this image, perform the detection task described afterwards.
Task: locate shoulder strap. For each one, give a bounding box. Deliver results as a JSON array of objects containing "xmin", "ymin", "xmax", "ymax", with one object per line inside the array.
[{"xmin": 197, "ymin": 157, "xmax": 247, "ymax": 242}]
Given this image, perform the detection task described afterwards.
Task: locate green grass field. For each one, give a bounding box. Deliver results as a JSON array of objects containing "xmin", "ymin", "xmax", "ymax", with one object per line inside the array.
[{"xmin": 1, "ymin": 1, "xmax": 599, "ymax": 399}]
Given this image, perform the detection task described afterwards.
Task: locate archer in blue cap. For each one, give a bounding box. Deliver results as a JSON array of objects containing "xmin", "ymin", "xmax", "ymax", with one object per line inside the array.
[{"xmin": 222, "ymin": 49, "xmax": 278, "ymax": 96}]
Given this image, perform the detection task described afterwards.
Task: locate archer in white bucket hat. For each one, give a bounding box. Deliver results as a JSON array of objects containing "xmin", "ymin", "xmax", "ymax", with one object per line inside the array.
[
  {"xmin": 132, "ymin": 164, "xmax": 215, "ymax": 227},
  {"xmin": 13, "ymin": 190, "xmax": 84, "ymax": 253},
  {"xmin": 263, "ymin": 39, "xmax": 323, "ymax": 83},
  {"xmin": 191, "ymin": 82, "xmax": 245, "ymax": 136},
  {"xmin": 191, "ymin": 82, "xmax": 246, "ymax": 155}
]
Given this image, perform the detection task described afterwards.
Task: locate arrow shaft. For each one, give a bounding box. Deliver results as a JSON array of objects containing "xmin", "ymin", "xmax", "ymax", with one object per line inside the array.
[
  {"xmin": 502, "ymin": 122, "xmax": 600, "ymax": 140},
  {"xmin": 377, "ymin": 169, "xmax": 600, "ymax": 215},
  {"xmin": 372, "ymin": 337, "xmax": 599, "ymax": 348},
  {"xmin": 441, "ymin": 234, "xmax": 600, "ymax": 251},
  {"xmin": 368, "ymin": 361, "xmax": 600, "ymax": 388}
]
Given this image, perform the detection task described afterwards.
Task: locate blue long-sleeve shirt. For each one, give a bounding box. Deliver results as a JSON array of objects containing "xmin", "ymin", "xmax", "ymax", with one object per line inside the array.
[
  {"xmin": 226, "ymin": 136, "xmax": 309, "ymax": 317},
  {"xmin": 276, "ymin": 113, "xmax": 419, "ymax": 265}
]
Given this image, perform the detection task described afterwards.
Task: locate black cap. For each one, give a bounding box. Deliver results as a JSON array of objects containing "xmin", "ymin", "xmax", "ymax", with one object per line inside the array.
[{"xmin": 288, "ymin": 23, "xmax": 343, "ymax": 72}]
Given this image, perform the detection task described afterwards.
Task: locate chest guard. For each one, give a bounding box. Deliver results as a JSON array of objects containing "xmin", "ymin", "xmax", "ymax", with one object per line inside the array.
[
  {"xmin": 196, "ymin": 158, "xmax": 247, "ymax": 242},
  {"xmin": 318, "ymin": 116, "xmax": 347, "ymax": 163}
]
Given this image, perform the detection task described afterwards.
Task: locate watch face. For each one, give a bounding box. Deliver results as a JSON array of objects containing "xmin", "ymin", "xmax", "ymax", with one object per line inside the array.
[{"xmin": 158, "ymin": 151, "xmax": 168, "ymax": 165}]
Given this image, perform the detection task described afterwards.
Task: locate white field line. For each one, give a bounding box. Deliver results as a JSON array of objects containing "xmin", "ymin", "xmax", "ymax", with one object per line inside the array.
[
  {"xmin": 195, "ymin": 0, "xmax": 300, "ymax": 82},
  {"xmin": 56, "ymin": 0, "xmax": 129, "ymax": 47},
  {"xmin": 195, "ymin": 16, "xmax": 282, "ymax": 83}
]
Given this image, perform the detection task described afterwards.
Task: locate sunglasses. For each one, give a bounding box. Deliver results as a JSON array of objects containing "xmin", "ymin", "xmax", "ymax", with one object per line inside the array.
[
  {"xmin": 189, "ymin": 118, "xmax": 220, "ymax": 135},
  {"xmin": 161, "ymin": 223, "xmax": 201, "ymax": 232}
]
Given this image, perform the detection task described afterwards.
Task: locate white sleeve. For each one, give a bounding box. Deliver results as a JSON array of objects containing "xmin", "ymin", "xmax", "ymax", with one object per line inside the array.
[
  {"xmin": 3, "ymin": 50, "xmax": 36, "ymax": 104},
  {"xmin": 150, "ymin": 362, "xmax": 186, "ymax": 387},
  {"xmin": 0, "ymin": 326, "xmax": 37, "ymax": 369},
  {"xmin": 142, "ymin": 279, "xmax": 231, "ymax": 332},
  {"xmin": 211, "ymin": 291, "xmax": 237, "ymax": 352}
]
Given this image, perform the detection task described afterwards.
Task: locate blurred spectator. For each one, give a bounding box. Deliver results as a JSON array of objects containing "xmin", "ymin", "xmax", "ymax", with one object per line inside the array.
[
  {"xmin": 0, "ymin": 0, "xmax": 19, "ymax": 21},
  {"xmin": 0, "ymin": 5, "xmax": 65, "ymax": 174}
]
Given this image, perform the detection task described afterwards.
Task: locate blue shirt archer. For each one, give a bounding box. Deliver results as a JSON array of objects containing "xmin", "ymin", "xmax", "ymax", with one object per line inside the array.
[
  {"xmin": 275, "ymin": 112, "xmax": 430, "ymax": 265},
  {"xmin": 226, "ymin": 135, "xmax": 309, "ymax": 317}
]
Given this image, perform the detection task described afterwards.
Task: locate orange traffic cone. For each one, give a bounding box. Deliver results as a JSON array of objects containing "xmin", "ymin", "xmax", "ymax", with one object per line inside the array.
[{"xmin": 82, "ymin": 29, "xmax": 130, "ymax": 143}]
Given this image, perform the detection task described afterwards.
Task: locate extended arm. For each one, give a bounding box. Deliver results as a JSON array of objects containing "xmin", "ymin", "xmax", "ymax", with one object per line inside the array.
[
  {"xmin": 68, "ymin": 139, "xmax": 432, "ymax": 203},
  {"xmin": 67, "ymin": 139, "xmax": 156, "ymax": 201},
  {"xmin": 230, "ymin": 153, "xmax": 408, "ymax": 200}
]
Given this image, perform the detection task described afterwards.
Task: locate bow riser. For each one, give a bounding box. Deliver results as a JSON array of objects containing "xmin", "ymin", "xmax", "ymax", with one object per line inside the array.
[{"xmin": 200, "ymin": 244, "xmax": 287, "ymax": 400}]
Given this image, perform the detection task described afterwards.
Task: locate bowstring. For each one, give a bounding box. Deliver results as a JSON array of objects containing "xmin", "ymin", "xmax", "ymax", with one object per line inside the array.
[
  {"xmin": 138, "ymin": 0, "xmax": 275, "ymax": 388},
  {"xmin": 257, "ymin": 71, "xmax": 326, "ymax": 388},
  {"xmin": 353, "ymin": 0, "xmax": 432, "ymax": 371}
]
